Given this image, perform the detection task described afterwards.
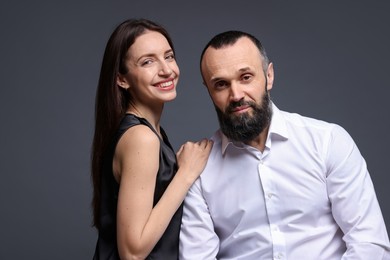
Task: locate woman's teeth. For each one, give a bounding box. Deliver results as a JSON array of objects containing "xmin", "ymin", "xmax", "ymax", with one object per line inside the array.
[{"xmin": 158, "ymin": 81, "xmax": 173, "ymax": 88}]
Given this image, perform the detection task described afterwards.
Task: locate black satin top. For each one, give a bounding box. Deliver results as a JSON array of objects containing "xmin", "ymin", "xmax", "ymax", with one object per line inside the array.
[{"xmin": 93, "ymin": 114, "xmax": 182, "ymax": 260}]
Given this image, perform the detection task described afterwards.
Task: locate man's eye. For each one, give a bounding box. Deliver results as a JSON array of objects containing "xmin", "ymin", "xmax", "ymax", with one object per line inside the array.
[
  {"xmin": 242, "ymin": 75, "xmax": 252, "ymax": 81},
  {"xmin": 215, "ymin": 81, "xmax": 227, "ymax": 89}
]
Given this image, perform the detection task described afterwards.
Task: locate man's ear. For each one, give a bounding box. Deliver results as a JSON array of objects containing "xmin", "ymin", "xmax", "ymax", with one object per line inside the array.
[
  {"xmin": 116, "ymin": 74, "xmax": 130, "ymax": 90},
  {"xmin": 266, "ymin": 62, "xmax": 274, "ymax": 91}
]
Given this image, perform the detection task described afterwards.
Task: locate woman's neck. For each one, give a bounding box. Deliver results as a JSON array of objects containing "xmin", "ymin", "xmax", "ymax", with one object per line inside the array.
[{"xmin": 127, "ymin": 103, "xmax": 164, "ymax": 135}]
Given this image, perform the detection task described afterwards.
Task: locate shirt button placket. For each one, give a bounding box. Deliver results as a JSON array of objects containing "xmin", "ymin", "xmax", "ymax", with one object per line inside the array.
[{"xmin": 259, "ymin": 161, "xmax": 287, "ymax": 260}]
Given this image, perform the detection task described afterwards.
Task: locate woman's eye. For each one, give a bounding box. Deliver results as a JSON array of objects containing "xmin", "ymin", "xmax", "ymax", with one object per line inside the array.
[
  {"xmin": 165, "ymin": 53, "xmax": 175, "ymax": 60},
  {"xmin": 141, "ymin": 59, "xmax": 153, "ymax": 66}
]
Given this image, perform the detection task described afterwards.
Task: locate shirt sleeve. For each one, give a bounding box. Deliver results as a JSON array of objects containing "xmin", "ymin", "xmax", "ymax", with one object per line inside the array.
[
  {"xmin": 179, "ymin": 178, "xmax": 219, "ymax": 260},
  {"xmin": 325, "ymin": 124, "xmax": 390, "ymax": 259}
]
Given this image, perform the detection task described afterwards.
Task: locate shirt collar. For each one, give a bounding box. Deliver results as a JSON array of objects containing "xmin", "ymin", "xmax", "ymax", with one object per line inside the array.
[{"xmin": 221, "ymin": 102, "xmax": 289, "ymax": 154}]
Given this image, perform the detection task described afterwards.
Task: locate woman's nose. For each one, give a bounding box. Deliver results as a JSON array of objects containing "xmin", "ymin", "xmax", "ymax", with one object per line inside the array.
[{"xmin": 159, "ymin": 61, "xmax": 172, "ymax": 76}]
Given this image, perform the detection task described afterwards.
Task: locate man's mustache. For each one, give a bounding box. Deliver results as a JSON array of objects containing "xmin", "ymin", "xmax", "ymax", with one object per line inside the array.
[{"xmin": 226, "ymin": 100, "xmax": 256, "ymax": 113}]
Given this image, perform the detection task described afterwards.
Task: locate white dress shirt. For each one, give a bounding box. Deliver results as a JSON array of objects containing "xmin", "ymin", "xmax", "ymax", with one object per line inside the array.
[{"xmin": 180, "ymin": 103, "xmax": 390, "ymax": 260}]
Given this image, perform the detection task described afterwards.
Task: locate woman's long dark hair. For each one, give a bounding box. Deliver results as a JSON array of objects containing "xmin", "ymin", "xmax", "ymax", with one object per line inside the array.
[{"xmin": 91, "ymin": 19, "xmax": 175, "ymax": 229}]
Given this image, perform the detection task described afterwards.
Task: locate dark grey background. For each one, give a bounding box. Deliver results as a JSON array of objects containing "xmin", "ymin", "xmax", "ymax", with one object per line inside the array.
[{"xmin": 0, "ymin": 1, "xmax": 389, "ymax": 259}]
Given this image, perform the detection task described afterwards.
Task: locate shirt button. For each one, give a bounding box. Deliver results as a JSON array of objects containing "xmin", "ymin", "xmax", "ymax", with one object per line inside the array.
[
  {"xmin": 267, "ymin": 193, "xmax": 273, "ymax": 199},
  {"xmin": 274, "ymin": 253, "xmax": 283, "ymax": 259}
]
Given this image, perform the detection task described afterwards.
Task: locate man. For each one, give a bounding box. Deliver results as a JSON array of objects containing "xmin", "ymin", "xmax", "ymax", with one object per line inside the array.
[{"xmin": 179, "ymin": 30, "xmax": 390, "ymax": 259}]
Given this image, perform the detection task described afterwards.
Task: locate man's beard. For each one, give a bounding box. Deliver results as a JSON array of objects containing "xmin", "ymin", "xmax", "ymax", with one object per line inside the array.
[{"xmin": 215, "ymin": 92, "xmax": 272, "ymax": 143}]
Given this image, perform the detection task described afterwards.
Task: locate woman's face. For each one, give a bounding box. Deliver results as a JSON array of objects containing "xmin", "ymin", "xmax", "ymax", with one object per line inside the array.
[{"xmin": 117, "ymin": 30, "xmax": 180, "ymax": 107}]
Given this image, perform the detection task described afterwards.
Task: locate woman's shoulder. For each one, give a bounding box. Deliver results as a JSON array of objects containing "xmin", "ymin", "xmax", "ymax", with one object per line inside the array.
[
  {"xmin": 119, "ymin": 114, "xmax": 146, "ymax": 130},
  {"xmin": 120, "ymin": 123, "xmax": 159, "ymax": 149},
  {"xmin": 114, "ymin": 114, "xmax": 160, "ymax": 161},
  {"xmin": 113, "ymin": 120, "xmax": 160, "ymax": 185}
]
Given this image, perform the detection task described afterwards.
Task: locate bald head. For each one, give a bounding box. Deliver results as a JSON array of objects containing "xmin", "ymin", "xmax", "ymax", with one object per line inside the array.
[{"xmin": 200, "ymin": 31, "xmax": 269, "ymax": 82}]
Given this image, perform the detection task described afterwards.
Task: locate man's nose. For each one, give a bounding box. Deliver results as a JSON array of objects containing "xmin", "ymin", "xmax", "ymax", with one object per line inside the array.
[{"xmin": 229, "ymin": 82, "xmax": 244, "ymax": 102}]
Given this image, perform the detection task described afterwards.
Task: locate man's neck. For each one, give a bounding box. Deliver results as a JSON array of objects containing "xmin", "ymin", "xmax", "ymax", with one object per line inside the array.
[{"xmin": 244, "ymin": 126, "xmax": 269, "ymax": 152}]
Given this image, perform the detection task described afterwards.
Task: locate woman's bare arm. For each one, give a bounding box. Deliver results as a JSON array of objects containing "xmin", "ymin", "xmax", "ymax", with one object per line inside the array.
[{"xmin": 114, "ymin": 125, "xmax": 212, "ymax": 259}]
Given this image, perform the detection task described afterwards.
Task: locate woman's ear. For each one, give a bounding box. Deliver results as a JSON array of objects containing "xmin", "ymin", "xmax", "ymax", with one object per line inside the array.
[{"xmin": 116, "ymin": 74, "xmax": 130, "ymax": 90}]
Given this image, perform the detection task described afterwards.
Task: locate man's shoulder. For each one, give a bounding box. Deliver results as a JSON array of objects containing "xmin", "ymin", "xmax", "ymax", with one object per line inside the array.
[
  {"xmin": 276, "ymin": 109, "xmax": 353, "ymax": 145},
  {"xmin": 205, "ymin": 129, "xmax": 226, "ymax": 158},
  {"xmin": 279, "ymin": 109, "xmax": 335, "ymax": 131},
  {"xmin": 210, "ymin": 129, "xmax": 223, "ymax": 142}
]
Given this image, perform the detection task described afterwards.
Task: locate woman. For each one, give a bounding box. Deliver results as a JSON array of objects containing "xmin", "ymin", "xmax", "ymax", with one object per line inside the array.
[{"xmin": 91, "ymin": 19, "xmax": 212, "ymax": 259}]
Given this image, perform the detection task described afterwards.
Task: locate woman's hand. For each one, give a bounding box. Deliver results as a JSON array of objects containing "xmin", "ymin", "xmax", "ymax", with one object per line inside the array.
[{"xmin": 176, "ymin": 139, "xmax": 213, "ymax": 183}]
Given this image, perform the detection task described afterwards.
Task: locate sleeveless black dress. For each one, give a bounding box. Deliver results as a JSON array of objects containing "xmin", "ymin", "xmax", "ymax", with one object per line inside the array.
[{"xmin": 93, "ymin": 114, "xmax": 182, "ymax": 260}]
